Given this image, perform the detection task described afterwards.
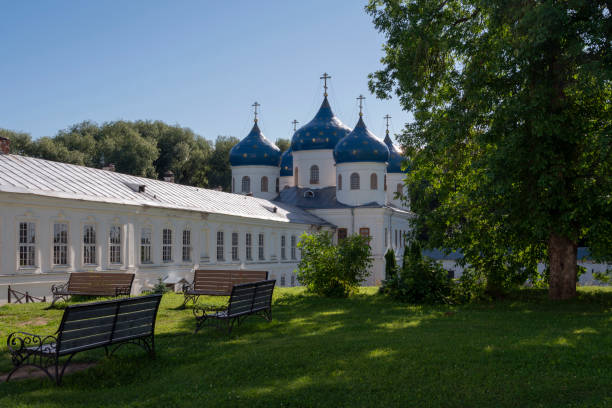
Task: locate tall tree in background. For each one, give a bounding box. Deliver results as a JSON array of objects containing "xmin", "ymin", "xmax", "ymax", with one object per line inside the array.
[
  {"xmin": 204, "ymin": 136, "xmax": 240, "ymax": 191},
  {"xmin": 367, "ymin": 0, "xmax": 611, "ymax": 299}
]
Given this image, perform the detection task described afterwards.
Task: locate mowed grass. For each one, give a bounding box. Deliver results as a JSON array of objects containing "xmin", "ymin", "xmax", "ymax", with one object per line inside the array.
[{"xmin": 1, "ymin": 287, "xmax": 612, "ymax": 407}]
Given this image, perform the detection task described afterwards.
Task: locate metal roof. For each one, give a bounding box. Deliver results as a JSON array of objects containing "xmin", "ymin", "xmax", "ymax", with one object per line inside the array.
[{"xmin": 0, "ymin": 154, "xmax": 331, "ymax": 226}]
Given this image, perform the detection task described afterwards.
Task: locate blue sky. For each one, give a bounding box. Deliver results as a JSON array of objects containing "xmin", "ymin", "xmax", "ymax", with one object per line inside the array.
[{"xmin": 0, "ymin": 1, "xmax": 410, "ymax": 144}]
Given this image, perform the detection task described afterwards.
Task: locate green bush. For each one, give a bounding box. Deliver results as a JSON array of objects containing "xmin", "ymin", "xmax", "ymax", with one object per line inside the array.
[
  {"xmin": 152, "ymin": 277, "xmax": 170, "ymax": 294},
  {"xmin": 384, "ymin": 248, "xmax": 398, "ymax": 280},
  {"xmin": 297, "ymin": 231, "xmax": 373, "ymax": 297},
  {"xmin": 380, "ymin": 241, "xmax": 452, "ymax": 304}
]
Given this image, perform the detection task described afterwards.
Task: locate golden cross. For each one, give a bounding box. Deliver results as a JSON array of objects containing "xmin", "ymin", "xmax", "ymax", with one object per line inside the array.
[
  {"xmin": 384, "ymin": 114, "xmax": 391, "ymax": 135},
  {"xmin": 252, "ymin": 101, "xmax": 260, "ymax": 122},
  {"xmin": 292, "ymin": 119, "xmax": 299, "ymax": 132},
  {"xmin": 320, "ymin": 73, "xmax": 331, "ymax": 97},
  {"xmin": 357, "ymin": 95, "xmax": 365, "ymax": 116}
]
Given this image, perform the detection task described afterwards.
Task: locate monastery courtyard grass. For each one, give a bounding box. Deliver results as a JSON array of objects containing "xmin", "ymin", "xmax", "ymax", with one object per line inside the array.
[{"xmin": 1, "ymin": 288, "xmax": 612, "ymax": 407}]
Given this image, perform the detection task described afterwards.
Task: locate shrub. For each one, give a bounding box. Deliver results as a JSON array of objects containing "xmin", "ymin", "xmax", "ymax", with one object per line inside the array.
[
  {"xmin": 297, "ymin": 231, "xmax": 373, "ymax": 297},
  {"xmin": 384, "ymin": 248, "xmax": 398, "ymax": 280},
  {"xmin": 152, "ymin": 277, "xmax": 170, "ymax": 294},
  {"xmin": 380, "ymin": 241, "xmax": 452, "ymax": 304}
]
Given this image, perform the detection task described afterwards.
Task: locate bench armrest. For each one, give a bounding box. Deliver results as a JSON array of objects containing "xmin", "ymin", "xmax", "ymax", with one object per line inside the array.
[
  {"xmin": 51, "ymin": 282, "xmax": 69, "ymax": 295},
  {"xmin": 193, "ymin": 303, "xmax": 227, "ymax": 318},
  {"xmin": 7, "ymin": 331, "xmax": 58, "ymax": 363}
]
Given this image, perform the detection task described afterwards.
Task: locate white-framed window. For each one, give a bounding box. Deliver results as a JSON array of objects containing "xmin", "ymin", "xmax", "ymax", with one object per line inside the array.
[
  {"xmin": 19, "ymin": 222, "xmax": 36, "ymax": 267},
  {"xmin": 291, "ymin": 274, "xmax": 296, "ymax": 286},
  {"xmin": 216, "ymin": 231, "xmax": 224, "ymax": 261},
  {"xmin": 275, "ymin": 178, "xmax": 279, "ymax": 193},
  {"xmin": 109, "ymin": 225, "xmax": 122, "ymax": 264},
  {"xmin": 310, "ymin": 165, "xmax": 319, "ymax": 184},
  {"xmin": 280, "ymin": 274, "xmax": 286, "ymax": 287},
  {"xmin": 384, "ymin": 174, "xmax": 387, "ymax": 191},
  {"xmin": 350, "ymin": 173, "xmax": 360, "ymax": 190},
  {"xmin": 83, "ymin": 224, "xmax": 97, "ymax": 265},
  {"xmin": 141, "ymin": 227, "xmax": 152, "ymax": 264},
  {"xmin": 396, "ymin": 183, "xmax": 403, "ymax": 195},
  {"xmin": 258, "ymin": 233, "xmax": 265, "ymax": 260},
  {"xmin": 294, "ymin": 167, "xmax": 299, "ymax": 186},
  {"xmin": 281, "ymin": 235, "xmax": 286, "ymax": 260},
  {"xmin": 53, "ymin": 222, "xmax": 68, "ymax": 266},
  {"xmin": 338, "ymin": 174, "xmax": 342, "ymax": 190},
  {"xmin": 182, "ymin": 229, "xmax": 192, "ymax": 262},
  {"xmin": 232, "ymin": 177, "xmax": 235, "ymax": 193},
  {"xmin": 242, "ymin": 176, "xmax": 251, "ymax": 193},
  {"xmin": 370, "ymin": 173, "xmax": 378, "ymax": 190},
  {"xmin": 291, "ymin": 235, "xmax": 297, "ymax": 260},
  {"xmin": 385, "ymin": 228, "xmax": 388, "ymax": 247},
  {"xmin": 261, "ymin": 177, "xmax": 268, "ymax": 193},
  {"xmin": 162, "ymin": 228, "xmax": 173, "ymax": 262},
  {"xmin": 245, "ymin": 232, "xmax": 253, "ymax": 261},
  {"xmin": 232, "ymin": 232, "xmax": 239, "ymax": 261}
]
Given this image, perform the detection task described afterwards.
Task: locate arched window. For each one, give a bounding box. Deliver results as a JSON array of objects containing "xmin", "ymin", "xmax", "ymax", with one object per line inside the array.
[
  {"xmin": 261, "ymin": 176, "xmax": 268, "ymax": 192},
  {"xmin": 370, "ymin": 173, "xmax": 378, "ymax": 190},
  {"xmin": 241, "ymin": 176, "xmax": 251, "ymax": 193},
  {"xmin": 275, "ymin": 177, "xmax": 279, "ymax": 193},
  {"xmin": 396, "ymin": 183, "xmax": 403, "ymax": 195},
  {"xmin": 384, "ymin": 174, "xmax": 387, "ymax": 191},
  {"xmin": 310, "ymin": 165, "xmax": 319, "ymax": 184},
  {"xmin": 294, "ymin": 167, "xmax": 299, "ymax": 186},
  {"xmin": 350, "ymin": 173, "xmax": 360, "ymax": 190},
  {"xmin": 338, "ymin": 174, "xmax": 342, "ymax": 190}
]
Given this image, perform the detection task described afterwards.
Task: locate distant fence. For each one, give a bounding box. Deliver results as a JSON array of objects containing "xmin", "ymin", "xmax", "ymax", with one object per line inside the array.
[{"xmin": 7, "ymin": 285, "xmax": 46, "ymax": 304}]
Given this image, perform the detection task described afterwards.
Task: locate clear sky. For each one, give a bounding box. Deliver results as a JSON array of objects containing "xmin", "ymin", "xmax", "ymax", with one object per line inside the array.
[{"xmin": 0, "ymin": 0, "xmax": 410, "ymax": 144}]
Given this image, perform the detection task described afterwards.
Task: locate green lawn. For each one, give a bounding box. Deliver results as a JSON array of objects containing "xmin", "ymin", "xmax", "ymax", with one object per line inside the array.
[{"xmin": 1, "ymin": 287, "xmax": 612, "ymax": 407}]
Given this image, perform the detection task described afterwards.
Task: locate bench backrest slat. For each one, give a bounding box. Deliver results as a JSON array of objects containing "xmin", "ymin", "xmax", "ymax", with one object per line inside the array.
[
  {"xmin": 192, "ymin": 270, "xmax": 268, "ymax": 296},
  {"xmin": 57, "ymin": 294, "xmax": 161, "ymax": 355},
  {"xmin": 227, "ymin": 280, "xmax": 275, "ymax": 317},
  {"xmin": 66, "ymin": 272, "xmax": 134, "ymax": 296}
]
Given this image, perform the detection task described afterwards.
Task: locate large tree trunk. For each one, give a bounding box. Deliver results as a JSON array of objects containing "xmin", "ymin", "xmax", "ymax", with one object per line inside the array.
[{"xmin": 548, "ymin": 233, "xmax": 577, "ymax": 300}]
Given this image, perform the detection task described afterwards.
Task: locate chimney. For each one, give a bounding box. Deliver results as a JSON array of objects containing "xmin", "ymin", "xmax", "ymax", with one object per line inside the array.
[
  {"xmin": 0, "ymin": 137, "xmax": 10, "ymax": 154},
  {"xmin": 163, "ymin": 170, "xmax": 175, "ymax": 183},
  {"xmin": 102, "ymin": 163, "xmax": 116, "ymax": 172}
]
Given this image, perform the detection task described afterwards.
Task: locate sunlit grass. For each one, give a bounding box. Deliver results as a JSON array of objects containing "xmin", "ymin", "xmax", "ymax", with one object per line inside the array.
[{"xmin": 1, "ymin": 287, "xmax": 612, "ymax": 407}]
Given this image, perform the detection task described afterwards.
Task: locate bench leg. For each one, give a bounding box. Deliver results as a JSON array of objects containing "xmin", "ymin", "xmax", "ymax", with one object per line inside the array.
[
  {"xmin": 194, "ymin": 315, "xmax": 207, "ymax": 334},
  {"xmin": 56, "ymin": 353, "xmax": 76, "ymax": 386}
]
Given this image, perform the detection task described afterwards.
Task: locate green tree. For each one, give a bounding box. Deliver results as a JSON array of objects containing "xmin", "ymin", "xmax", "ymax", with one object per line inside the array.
[
  {"xmin": 367, "ymin": 0, "xmax": 612, "ymax": 299},
  {"xmin": 297, "ymin": 232, "xmax": 373, "ymax": 297},
  {"xmin": 275, "ymin": 138, "xmax": 291, "ymax": 153},
  {"xmin": 0, "ymin": 129, "xmax": 36, "ymax": 156},
  {"xmin": 98, "ymin": 121, "xmax": 158, "ymax": 177},
  {"xmin": 207, "ymin": 135, "xmax": 240, "ymax": 191}
]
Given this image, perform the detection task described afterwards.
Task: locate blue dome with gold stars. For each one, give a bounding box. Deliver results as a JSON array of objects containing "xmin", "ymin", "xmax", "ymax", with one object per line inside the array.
[
  {"xmin": 384, "ymin": 134, "xmax": 405, "ymax": 173},
  {"xmin": 229, "ymin": 122, "xmax": 281, "ymax": 167},
  {"xmin": 280, "ymin": 148, "xmax": 293, "ymax": 176},
  {"xmin": 291, "ymin": 97, "xmax": 351, "ymax": 151},
  {"xmin": 334, "ymin": 116, "xmax": 389, "ymax": 164}
]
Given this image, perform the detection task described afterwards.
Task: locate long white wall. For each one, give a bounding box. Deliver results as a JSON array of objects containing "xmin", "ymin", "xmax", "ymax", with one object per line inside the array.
[{"xmin": 0, "ymin": 192, "xmax": 314, "ymax": 303}]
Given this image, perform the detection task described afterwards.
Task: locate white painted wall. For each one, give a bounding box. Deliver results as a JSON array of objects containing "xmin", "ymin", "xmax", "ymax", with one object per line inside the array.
[
  {"xmin": 336, "ymin": 162, "xmax": 387, "ymax": 206},
  {"xmin": 231, "ymin": 165, "xmax": 280, "ymax": 200},
  {"xmin": 386, "ymin": 173, "xmax": 409, "ymax": 209},
  {"xmin": 279, "ymin": 175, "xmax": 293, "ymax": 191},
  {"xmin": 292, "ymin": 149, "xmax": 336, "ymax": 188}
]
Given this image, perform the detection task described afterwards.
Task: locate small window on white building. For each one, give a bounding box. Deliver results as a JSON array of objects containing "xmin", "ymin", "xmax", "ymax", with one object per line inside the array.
[
  {"xmin": 310, "ymin": 165, "xmax": 319, "ymax": 184},
  {"xmin": 280, "ymin": 274, "xmax": 286, "ymax": 287},
  {"xmin": 83, "ymin": 224, "xmax": 96, "ymax": 265},
  {"xmin": 232, "ymin": 177, "xmax": 235, "ymax": 193},
  {"xmin": 338, "ymin": 174, "xmax": 342, "ymax": 190},
  {"xmin": 232, "ymin": 232, "xmax": 239, "ymax": 261},
  {"xmin": 216, "ymin": 231, "xmax": 224, "ymax": 261},
  {"xmin": 291, "ymin": 235, "xmax": 297, "ymax": 260},
  {"xmin": 281, "ymin": 235, "xmax": 286, "ymax": 260},
  {"xmin": 261, "ymin": 177, "xmax": 268, "ymax": 193},
  {"xmin": 245, "ymin": 232, "xmax": 253, "ymax": 261},
  {"xmin": 242, "ymin": 176, "xmax": 251, "ymax": 193},
  {"xmin": 370, "ymin": 173, "xmax": 378, "ymax": 190},
  {"xmin": 384, "ymin": 227, "xmax": 388, "ymax": 247},
  {"xmin": 19, "ymin": 222, "xmax": 36, "ymax": 267},
  {"xmin": 109, "ymin": 226, "xmax": 122, "ymax": 264},
  {"xmin": 291, "ymin": 274, "xmax": 296, "ymax": 286},
  {"xmin": 53, "ymin": 222, "xmax": 68, "ymax": 266},
  {"xmin": 294, "ymin": 167, "xmax": 299, "ymax": 186},
  {"xmin": 350, "ymin": 173, "xmax": 360, "ymax": 190},
  {"xmin": 258, "ymin": 233, "xmax": 265, "ymax": 260},
  {"xmin": 162, "ymin": 228, "xmax": 173, "ymax": 263},
  {"xmin": 182, "ymin": 229, "xmax": 192, "ymax": 262},
  {"xmin": 141, "ymin": 227, "xmax": 152, "ymax": 263},
  {"xmin": 396, "ymin": 183, "xmax": 403, "ymax": 195},
  {"xmin": 384, "ymin": 174, "xmax": 387, "ymax": 191},
  {"xmin": 275, "ymin": 177, "xmax": 279, "ymax": 193}
]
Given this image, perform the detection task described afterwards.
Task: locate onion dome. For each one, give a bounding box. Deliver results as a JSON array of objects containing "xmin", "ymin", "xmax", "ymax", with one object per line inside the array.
[
  {"xmin": 291, "ymin": 97, "xmax": 351, "ymax": 151},
  {"xmin": 229, "ymin": 122, "xmax": 281, "ymax": 167},
  {"xmin": 384, "ymin": 134, "xmax": 404, "ymax": 173},
  {"xmin": 280, "ymin": 148, "xmax": 293, "ymax": 176},
  {"xmin": 334, "ymin": 116, "xmax": 389, "ymax": 164}
]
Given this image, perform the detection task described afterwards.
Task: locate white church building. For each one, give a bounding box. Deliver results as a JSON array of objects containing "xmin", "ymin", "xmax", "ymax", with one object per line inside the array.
[{"xmin": 0, "ymin": 80, "xmax": 411, "ymax": 304}]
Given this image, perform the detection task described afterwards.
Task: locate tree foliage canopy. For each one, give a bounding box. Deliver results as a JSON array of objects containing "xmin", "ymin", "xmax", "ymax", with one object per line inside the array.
[{"xmin": 367, "ymin": 0, "xmax": 612, "ymax": 299}]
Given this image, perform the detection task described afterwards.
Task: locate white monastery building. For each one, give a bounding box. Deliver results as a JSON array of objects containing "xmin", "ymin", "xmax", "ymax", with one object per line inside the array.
[{"xmin": 0, "ymin": 78, "xmax": 411, "ymax": 303}]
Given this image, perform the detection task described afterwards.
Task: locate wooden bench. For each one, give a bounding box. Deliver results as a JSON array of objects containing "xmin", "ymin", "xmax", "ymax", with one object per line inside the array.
[
  {"xmin": 182, "ymin": 269, "xmax": 268, "ymax": 307},
  {"xmin": 193, "ymin": 280, "xmax": 275, "ymax": 335},
  {"xmin": 49, "ymin": 272, "xmax": 135, "ymax": 308},
  {"xmin": 6, "ymin": 294, "xmax": 162, "ymax": 385}
]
